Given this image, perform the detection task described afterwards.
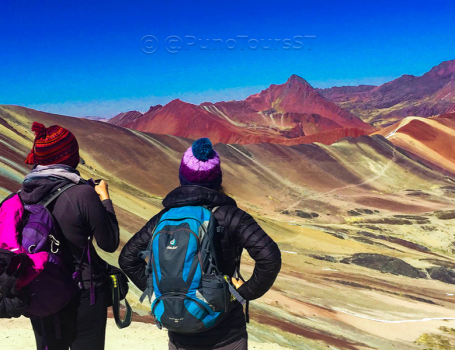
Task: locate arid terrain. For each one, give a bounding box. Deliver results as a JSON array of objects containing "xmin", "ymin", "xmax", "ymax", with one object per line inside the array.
[
  {"xmin": 2, "ymin": 100, "xmax": 455, "ymax": 349},
  {"xmin": 0, "ymin": 317, "xmax": 292, "ymax": 350}
]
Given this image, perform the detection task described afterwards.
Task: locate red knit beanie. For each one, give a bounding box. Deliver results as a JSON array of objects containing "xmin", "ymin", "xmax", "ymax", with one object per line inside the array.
[{"xmin": 25, "ymin": 122, "xmax": 80, "ymax": 168}]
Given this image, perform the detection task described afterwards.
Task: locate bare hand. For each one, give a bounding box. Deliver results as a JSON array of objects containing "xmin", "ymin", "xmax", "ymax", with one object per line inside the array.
[
  {"xmin": 231, "ymin": 277, "xmax": 244, "ymax": 289},
  {"xmin": 94, "ymin": 180, "xmax": 110, "ymax": 201}
]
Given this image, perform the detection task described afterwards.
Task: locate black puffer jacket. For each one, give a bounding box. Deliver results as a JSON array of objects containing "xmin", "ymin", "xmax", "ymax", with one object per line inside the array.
[
  {"xmin": 119, "ymin": 185, "xmax": 282, "ymax": 349},
  {"xmin": 0, "ymin": 294, "xmax": 29, "ymax": 318}
]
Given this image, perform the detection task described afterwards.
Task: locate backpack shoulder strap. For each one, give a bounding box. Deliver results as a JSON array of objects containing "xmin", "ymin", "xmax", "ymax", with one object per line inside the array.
[
  {"xmin": 138, "ymin": 209, "xmax": 169, "ymax": 304},
  {"xmin": 212, "ymin": 206, "xmax": 226, "ymax": 234},
  {"xmin": 72, "ymin": 235, "xmax": 96, "ymax": 306},
  {"xmin": 39, "ymin": 183, "xmax": 77, "ymax": 208}
]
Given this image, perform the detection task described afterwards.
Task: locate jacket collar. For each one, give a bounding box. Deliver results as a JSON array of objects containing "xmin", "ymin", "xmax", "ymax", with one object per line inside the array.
[{"xmin": 162, "ymin": 185, "xmax": 237, "ymax": 209}]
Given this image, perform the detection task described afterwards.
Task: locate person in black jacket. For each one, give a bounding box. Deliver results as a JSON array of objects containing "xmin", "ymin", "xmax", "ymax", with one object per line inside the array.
[
  {"xmin": 19, "ymin": 122, "xmax": 120, "ymax": 350},
  {"xmin": 119, "ymin": 138, "xmax": 281, "ymax": 350}
]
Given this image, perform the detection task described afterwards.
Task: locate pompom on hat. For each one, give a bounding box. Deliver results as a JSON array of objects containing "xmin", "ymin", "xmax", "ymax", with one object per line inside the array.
[
  {"xmin": 179, "ymin": 138, "xmax": 222, "ymax": 189},
  {"xmin": 25, "ymin": 122, "xmax": 80, "ymax": 168}
]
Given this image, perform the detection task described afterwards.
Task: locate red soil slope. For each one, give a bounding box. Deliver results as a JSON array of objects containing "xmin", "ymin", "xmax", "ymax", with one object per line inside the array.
[
  {"xmin": 375, "ymin": 112, "xmax": 455, "ymax": 173},
  {"xmin": 119, "ymin": 99, "xmax": 252, "ymax": 144}
]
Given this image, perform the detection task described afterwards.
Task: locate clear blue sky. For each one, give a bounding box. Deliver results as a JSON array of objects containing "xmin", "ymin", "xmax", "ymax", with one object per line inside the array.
[{"xmin": 1, "ymin": 0, "xmax": 455, "ymax": 117}]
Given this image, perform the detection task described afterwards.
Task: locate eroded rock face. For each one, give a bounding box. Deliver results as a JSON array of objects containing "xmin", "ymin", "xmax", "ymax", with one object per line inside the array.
[
  {"xmin": 362, "ymin": 218, "xmax": 414, "ymax": 225},
  {"xmin": 295, "ymin": 210, "xmax": 313, "ymax": 219},
  {"xmin": 348, "ymin": 208, "xmax": 377, "ymax": 216},
  {"xmin": 435, "ymin": 210, "xmax": 455, "ymax": 220},
  {"xmin": 341, "ymin": 253, "xmax": 421, "ymax": 278},
  {"xmin": 291, "ymin": 210, "xmax": 320, "ymax": 219},
  {"xmin": 309, "ymin": 255, "xmax": 337, "ymax": 263},
  {"xmin": 427, "ymin": 266, "xmax": 455, "ymax": 284}
]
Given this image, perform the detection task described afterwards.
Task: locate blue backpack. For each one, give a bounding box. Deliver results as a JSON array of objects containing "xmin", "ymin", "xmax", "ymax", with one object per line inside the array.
[{"xmin": 139, "ymin": 206, "xmax": 246, "ymax": 333}]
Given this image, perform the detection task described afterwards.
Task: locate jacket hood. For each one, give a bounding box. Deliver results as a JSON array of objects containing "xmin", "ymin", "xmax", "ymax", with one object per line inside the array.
[
  {"xmin": 162, "ymin": 185, "xmax": 237, "ymax": 209},
  {"xmin": 20, "ymin": 177, "xmax": 72, "ymax": 205}
]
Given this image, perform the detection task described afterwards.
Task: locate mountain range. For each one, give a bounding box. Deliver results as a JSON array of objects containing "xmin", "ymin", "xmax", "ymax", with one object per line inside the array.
[
  {"xmin": 109, "ymin": 75, "xmax": 375, "ymax": 145},
  {"xmin": 319, "ymin": 60, "xmax": 455, "ymax": 127},
  {"xmin": 109, "ymin": 60, "xmax": 455, "ymax": 145}
]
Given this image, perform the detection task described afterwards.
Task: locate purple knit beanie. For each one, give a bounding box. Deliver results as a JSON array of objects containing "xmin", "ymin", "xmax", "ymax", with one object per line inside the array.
[{"xmin": 179, "ymin": 138, "xmax": 222, "ymax": 189}]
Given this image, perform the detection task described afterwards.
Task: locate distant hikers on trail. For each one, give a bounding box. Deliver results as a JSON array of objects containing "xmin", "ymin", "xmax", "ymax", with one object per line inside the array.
[
  {"xmin": 0, "ymin": 122, "xmax": 121, "ymax": 349},
  {"xmin": 0, "ymin": 123, "xmax": 282, "ymax": 350},
  {"xmin": 119, "ymin": 138, "xmax": 282, "ymax": 350}
]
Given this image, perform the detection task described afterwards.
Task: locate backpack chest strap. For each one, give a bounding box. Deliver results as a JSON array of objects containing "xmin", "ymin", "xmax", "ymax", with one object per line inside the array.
[{"xmin": 139, "ymin": 240, "xmax": 154, "ymax": 304}]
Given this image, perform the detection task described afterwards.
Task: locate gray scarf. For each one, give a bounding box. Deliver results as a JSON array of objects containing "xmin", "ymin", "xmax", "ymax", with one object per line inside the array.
[{"xmin": 24, "ymin": 164, "xmax": 82, "ymax": 184}]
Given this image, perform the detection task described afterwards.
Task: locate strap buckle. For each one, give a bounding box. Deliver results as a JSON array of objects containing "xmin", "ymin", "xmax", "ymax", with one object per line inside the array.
[
  {"xmin": 224, "ymin": 275, "xmax": 246, "ymax": 306},
  {"xmin": 139, "ymin": 275, "xmax": 154, "ymax": 304},
  {"xmin": 48, "ymin": 235, "xmax": 60, "ymax": 254}
]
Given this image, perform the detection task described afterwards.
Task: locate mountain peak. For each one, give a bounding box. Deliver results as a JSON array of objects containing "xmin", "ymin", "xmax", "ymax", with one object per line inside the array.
[
  {"xmin": 429, "ymin": 59, "xmax": 455, "ymax": 76},
  {"xmin": 147, "ymin": 104, "xmax": 163, "ymax": 113},
  {"xmin": 286, "ymin": 74, "xmax": 312, "ymax": 87},
  {"xmin": 164, "ymin": 98, "xmax": 208, "ymax": 113},
  {"xmin": 167, "ymin": 98, "xmax": 190, "ymax": 107}
]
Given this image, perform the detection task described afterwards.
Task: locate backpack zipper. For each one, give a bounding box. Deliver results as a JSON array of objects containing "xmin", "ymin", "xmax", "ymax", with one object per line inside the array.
[{"xmin": 24, "ymin": 221, "xmax": 58, "ymax": 253}]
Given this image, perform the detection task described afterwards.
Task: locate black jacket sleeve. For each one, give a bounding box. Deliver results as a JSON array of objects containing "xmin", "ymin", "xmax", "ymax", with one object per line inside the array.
[
  {"xmin": 0, "ymin": 293, "xmax": 29, "ymax": 319},
  {"xmin": 69, "ymin": 186, "xmax": 120, "ymax": 253},
  {"xmin": 224, "ymin": 206, "xmax": 281, "ymax": 301},
  {"xmin": 97, "ymin": 199, "xmax": 120, "ymax": 252},
  {"xmin": 118, "ymin": 211, "xmax": 164, "ymax": 291},
  {"xmin": 0, "ymin": 295, "xmax": 9, "ymax": 319}
]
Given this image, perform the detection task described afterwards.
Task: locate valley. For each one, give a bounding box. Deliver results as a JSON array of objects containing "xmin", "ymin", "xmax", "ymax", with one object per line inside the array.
[{"xmin": 2, "ymin": 103, "xmax": 455, "ymax": 348}]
